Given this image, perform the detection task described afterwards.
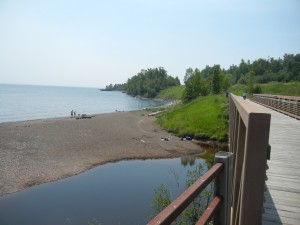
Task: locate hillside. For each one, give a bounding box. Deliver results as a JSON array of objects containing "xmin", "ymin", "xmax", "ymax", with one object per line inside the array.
[
  {"xmin": 156, "ymin": 95, "xmax": 229, "ymax": 142},
  {"xmin": 229, "ymin": 81, "xmax": 300, "ymax": 97}
]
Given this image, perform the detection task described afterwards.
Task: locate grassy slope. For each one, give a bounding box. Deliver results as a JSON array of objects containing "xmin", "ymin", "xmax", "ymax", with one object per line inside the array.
[
  {"xmin": 156, "ymin": 95, "xmax": 229, "ymax": 141},
  {"xmin": 157, "ymin": 85, "xmax": 185, "ymax": 100},
  {"xmin": 156, "ymin": 82, "xmax": 299, "ymax": 144},
  {"xmin": 260, "ymin": 82, "xmax": 300, "ymax": 96},
  {"xmin": 230, "ymin": 81, "xmax": 300, "ymax": 97}
]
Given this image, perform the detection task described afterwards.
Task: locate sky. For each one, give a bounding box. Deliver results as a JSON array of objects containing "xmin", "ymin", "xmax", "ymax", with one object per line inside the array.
[{"xmin": 0, "ymin": 0, "xmax": 299, "ymax": 88}]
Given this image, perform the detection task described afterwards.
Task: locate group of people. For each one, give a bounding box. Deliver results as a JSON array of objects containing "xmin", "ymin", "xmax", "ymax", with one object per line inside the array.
[{"xmin": 70, "ymin": 110, "xmax": 77, "ymax": 118}]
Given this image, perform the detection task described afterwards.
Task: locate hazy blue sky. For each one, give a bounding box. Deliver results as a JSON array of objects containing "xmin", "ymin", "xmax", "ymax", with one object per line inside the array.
[{"xmin": 0, "ymin": 0, "xmax": 299, "ymax": 88}]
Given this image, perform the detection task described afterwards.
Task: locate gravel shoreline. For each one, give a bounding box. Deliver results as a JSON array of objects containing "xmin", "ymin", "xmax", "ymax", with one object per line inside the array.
[{"xmin": 0, "ymin": 111, "xmax": 204, "ymax": 196}]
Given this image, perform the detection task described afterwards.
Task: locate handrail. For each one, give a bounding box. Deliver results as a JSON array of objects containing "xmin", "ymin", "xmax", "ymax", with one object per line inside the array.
[
  {"xmin": 230, "ymin": 94, "xmax": 271, "ymax": 225},
  {"xmin": 147, "ymin": 163, "xmax": 223, "ymax": 225},
  {"xmin": 230, "ymin": 93, "xmax": 269, "ymax": 126},
  {"xmin": 253, "ymin": 94, "xmax": 300, "ymax": 120},
  {"xmin": 196, "ymin": 196, "xmax": 222, "ymax": 225}
]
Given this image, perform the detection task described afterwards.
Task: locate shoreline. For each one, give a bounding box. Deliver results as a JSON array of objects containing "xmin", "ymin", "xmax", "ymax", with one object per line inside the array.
[{"xmin": 0, "ymin": 110, "xmax": 204, "ymax": 197}]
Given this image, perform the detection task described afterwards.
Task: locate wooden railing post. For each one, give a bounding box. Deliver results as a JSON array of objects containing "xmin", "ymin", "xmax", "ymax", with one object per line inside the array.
[{"xmin": 214, "ymin": 151, "xmax": 233, "ymax": 225}]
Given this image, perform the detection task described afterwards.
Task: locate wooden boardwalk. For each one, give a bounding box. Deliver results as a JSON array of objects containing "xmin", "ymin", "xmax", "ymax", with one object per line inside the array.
[{"xmin": 255, "ymin": 104, "xmax": 300, "ymax": 225}]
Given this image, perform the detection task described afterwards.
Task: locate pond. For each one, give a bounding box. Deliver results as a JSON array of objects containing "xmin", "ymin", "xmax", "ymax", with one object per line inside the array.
[{"xmin": 0, "ymin": 156, "xmax": 210, "ymax": 225}]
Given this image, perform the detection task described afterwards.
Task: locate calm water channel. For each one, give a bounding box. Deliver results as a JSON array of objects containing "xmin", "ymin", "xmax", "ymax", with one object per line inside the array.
[{"xmin": 0, "ymin": 156, "xmax": 208, "ymax": 225}]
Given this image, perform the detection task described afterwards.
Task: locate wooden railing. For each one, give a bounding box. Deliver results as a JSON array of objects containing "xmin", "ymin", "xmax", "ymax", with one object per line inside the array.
[
  {"xmin": 148, "ymin": 152, "xmax": 233, "ymax": 225},
  {"xmin": 230, "ymin": 94, "xmax": 271, "ymax": 225},
  {"xmin": 148, "ymin": 94, "xmax": 271, "ymax": 225},
  {"xmin": 253, "ymin": 94, "xmax": 300, "ymax": 120}
]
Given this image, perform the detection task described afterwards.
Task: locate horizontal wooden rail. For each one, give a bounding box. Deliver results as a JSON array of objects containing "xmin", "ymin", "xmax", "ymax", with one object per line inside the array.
[
  {"xmin": 196, "ymin": 196, "xmax": 222, "ymax": 225},
  {"xmin": 253, "ymin": 94, "xmax": 300, "ymax": 120},
  {"xmin": 147, "ymin": 163, "xmax": 223, "ymax": 225}
]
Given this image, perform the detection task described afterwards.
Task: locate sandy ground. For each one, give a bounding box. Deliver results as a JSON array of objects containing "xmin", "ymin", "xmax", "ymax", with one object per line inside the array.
[{"xmin": 0, "ymin": 111, "xmax": 204, "ymax": 196}]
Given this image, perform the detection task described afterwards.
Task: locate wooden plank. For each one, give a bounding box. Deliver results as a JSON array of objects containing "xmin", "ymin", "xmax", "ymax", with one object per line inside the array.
[
  {"xmin": 266, "ymin": 173, "xmax": 300, "ymax": 180},
  {"xmin": 264, "ymin": 208, "xmax": 300, "ymax": 220},
  {"xmin": 265, "ymin": 189, "xmax": 300, "ymax": 200},
  {"xmin": 265, "ymin": 193, "xmax": 300, "ymax": 201},
  {"xmin": 265, "ymin": 193, "xmax": 299, "ymax": 204},
  {"xmin": 262, "ymin": 220, "xmax": 282, "ymax": 225},
  {"xmin": 266, "ymin": 185, "xmax": 300, "ymax": 194},
  {"xmin": 264, "ymin": 202, "xmax": 300, "ymax": 213},
  {"xmin": 267, "ymin": 176, "xmax": 300, "ymax": 184},
  {"xmin": 263, "ymin": 213, "xmax": 300, "ymax": 225},
  {"xmin": 266, "ymin": 181, "xmax": 300, "ymax": 189}
]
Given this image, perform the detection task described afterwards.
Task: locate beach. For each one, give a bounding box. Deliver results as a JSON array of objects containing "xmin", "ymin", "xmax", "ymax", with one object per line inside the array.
[{"xmin": 0, "ymin": 111, "xmax": 204, "ymax": 196}]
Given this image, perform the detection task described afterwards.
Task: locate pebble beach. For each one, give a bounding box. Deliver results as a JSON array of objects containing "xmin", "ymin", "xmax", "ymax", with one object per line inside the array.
[{"xmin": 0, "ymin": 111, "xmax": 203, "ymax": 196}]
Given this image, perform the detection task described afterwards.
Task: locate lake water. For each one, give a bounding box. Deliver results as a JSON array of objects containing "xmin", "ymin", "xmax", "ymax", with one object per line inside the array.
[
  {"xmin": 0, "ymin": 83, "xmax": 210, "ymax": 224},
  {"xmin": 0, "ymin": 84, "xmax": 167, "ymax": 123},
  {"xmin": 0, "ymin": 156, "xmax": 208, "ymax": 225}
]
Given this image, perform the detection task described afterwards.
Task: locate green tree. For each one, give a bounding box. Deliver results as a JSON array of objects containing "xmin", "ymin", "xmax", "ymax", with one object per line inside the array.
[
  {"xmin": 124, "ymin": 67, "xmax": 180, "ymax": 98},
  {"xmin": 184, "ymin": 68, "xmax": 193, "ymax": 83},
  {"xmin": 221, "ymin": 73, "xmax": 231, "ymax": 91},
  {"xmin": 245, "ymin": 71, "xmax": 255, "ymax": 93},
  {"xmin": 212, "ymin": 65, "xmax": 222, "ymax": 94},
  {"xmin": 182, "ymin": 68, "xmax": 210, "ymax": 102}
]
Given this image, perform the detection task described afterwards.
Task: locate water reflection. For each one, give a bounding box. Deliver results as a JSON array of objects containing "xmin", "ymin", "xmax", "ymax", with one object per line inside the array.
[
  {"xmin": 180, "ymin": 155, "xmax": 196, "ymax": 166},
  {"xmin": 0, "ymin": 157, "xmax": 207, "ymax": 225}
]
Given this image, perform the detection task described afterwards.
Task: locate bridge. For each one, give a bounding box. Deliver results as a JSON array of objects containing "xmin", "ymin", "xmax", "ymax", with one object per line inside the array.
[{"xmin": 148, "ymin": 94, "xmax": 300, "ymax": 225}]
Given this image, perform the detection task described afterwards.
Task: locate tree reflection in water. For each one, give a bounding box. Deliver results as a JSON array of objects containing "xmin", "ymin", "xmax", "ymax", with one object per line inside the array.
[{"xmin": 180, "ymin": 155, "xmax": 196, "ymax": 166}]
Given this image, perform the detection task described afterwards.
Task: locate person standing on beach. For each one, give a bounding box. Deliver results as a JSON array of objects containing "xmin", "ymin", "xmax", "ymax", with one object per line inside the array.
[
  {"xmin": 74, "ymin": 111, "xmax": 76, "ymax": 117},
  {"xmin": 71, "ymin": 110, "xmax": 73, "ymax": 118}
]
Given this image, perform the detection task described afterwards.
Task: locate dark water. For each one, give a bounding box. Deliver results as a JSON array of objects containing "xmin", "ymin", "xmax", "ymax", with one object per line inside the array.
[
  {"xmin": 0, "ymin": 84, "xmax": 167, "ymax": 123},
  {"xmin": 0, "ymin": 156, "xmax": 207, "ymax": 225}
]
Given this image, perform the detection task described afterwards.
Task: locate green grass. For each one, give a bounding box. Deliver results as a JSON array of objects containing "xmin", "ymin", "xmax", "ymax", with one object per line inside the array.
[
  {"xmin": 229, "ymin": 81, "xmax": 300, "ymax": 97},
  {"xmin": 156, "ymin": 95, "xmax": 229, "ymax": 142},
  {"xmin": 260, "ymin": 81, "xmax": 300, "ymax": 96},
  {"xmin": 229, "ymin": 84, "xmax": 248, "ymax": 96},
  {"xmin": 157, "ymin": 85, "xmax": 185, "ymax": 100}
]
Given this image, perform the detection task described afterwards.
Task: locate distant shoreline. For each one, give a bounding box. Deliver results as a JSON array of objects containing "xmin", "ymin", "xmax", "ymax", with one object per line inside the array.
[{"xmin": 0, "ymin": 110, "xmax": 204, "ymax": 197}]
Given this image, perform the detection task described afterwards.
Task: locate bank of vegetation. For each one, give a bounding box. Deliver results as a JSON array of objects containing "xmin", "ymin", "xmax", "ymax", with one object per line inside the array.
[
  {"xmin": 229, "ymin": 81, "xmax": 300, "ymax": 96},
  {"xmin": 156, "ymin": 85, "xmax": 185, "ymax": 100},
  {"xmin": 156, "ymin": 96, "xmax": 228, "ymax": 142},
  {"xmin": 102, "ymin": 67, "xmax": 180, "ymax": 98},
  {"xmin": 103, "ymin": 53, "xmax": 299, "ymax": 142},
  {"xmin": 101, "ymin": 83, "xmax": 125, "ymax": 91},
  {"xmin": 156, "ymin": 53, "xmax": 299, "ymax": 142}
]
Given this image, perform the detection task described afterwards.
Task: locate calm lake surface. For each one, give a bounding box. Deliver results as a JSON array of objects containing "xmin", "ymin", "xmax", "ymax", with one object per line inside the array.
[
  {"xmin": 0, "ymin": 84, "xmax": 167, "ymax": 123},
  {"xmin": 0, "ymin": 84, "xmax": 209, "ymax": 224},
  {"xmin": 0, "ymin": 156, "xmax": 207, "ymax": 225}
]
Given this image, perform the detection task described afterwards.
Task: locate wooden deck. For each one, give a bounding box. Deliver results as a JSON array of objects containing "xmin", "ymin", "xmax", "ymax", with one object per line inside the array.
[{"xmin": 255, "ymin": 104, "xmax": 300, "ymax": 225}]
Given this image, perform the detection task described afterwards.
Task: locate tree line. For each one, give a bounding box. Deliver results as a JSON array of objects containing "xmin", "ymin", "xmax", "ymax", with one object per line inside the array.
[
  {"xmin": 102, "ymin": 67, "xmax": 180, "ymax": 98},
  {"xmin": 228, "ymin": 53, "xmax": 300, "ymax": 84},
  {"xmin": 182, "ymin": 53, "xmax": 300, "ymax": 102},
  {"xmin": 182, "ymin": 65, "xmax": 230, "ymax": 102},
  {"xmin": 103, "ymin": 53, "xmax": 299, "ymax": 102},
  {"xmin": 101, "ymin": 83, "xmax": 125, "ymax": 91},
  {"xmin": 126, "ymin": 67, "xmax": 180, "ymax": 98}
]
